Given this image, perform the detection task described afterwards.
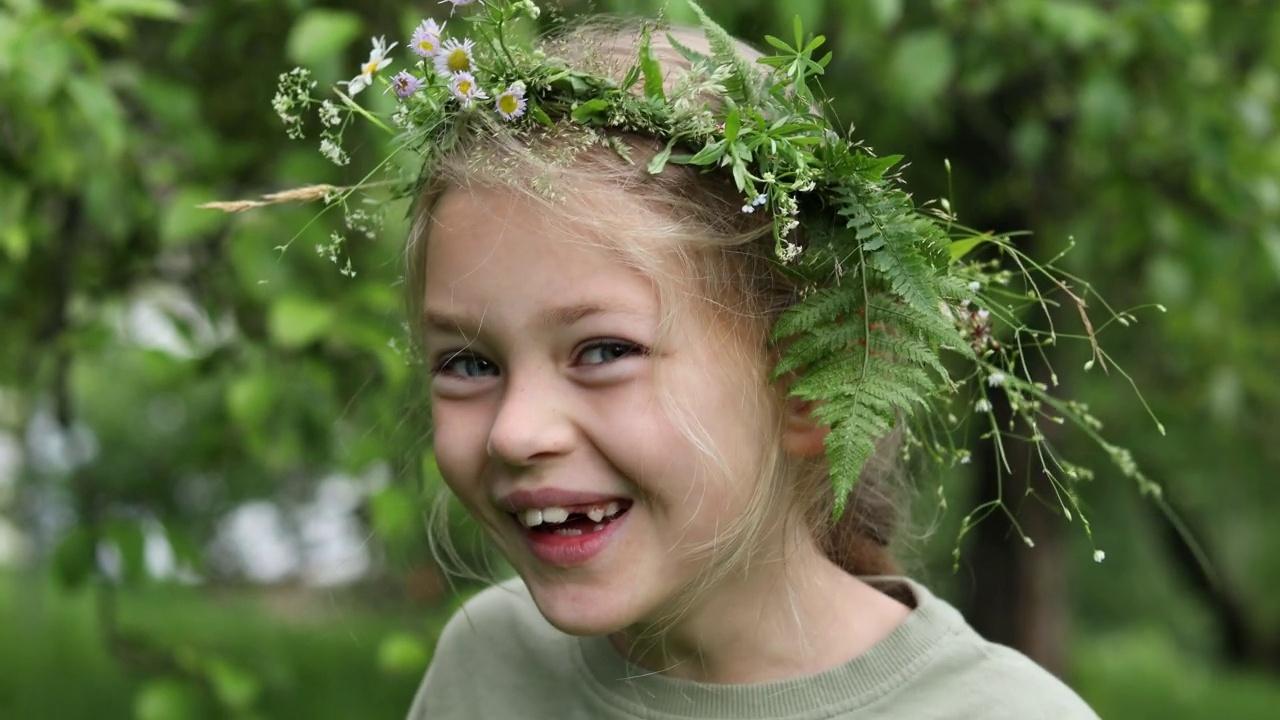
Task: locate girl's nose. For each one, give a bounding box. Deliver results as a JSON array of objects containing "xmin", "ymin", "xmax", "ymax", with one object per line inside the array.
[{"xmin": 485, "ymin": 373, "xmax": 575, "ymax": 466}]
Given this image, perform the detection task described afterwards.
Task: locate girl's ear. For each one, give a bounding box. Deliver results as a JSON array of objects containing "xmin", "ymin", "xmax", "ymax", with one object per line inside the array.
[{"xmin": 781, "ymin": 396, "xmax": 829, "ymax": 458}]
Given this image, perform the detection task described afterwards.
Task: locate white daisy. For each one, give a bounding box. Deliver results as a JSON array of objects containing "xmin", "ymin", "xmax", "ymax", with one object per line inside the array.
[
  {"xmin": 343, "ymin": 36, "xmax": 397, "ymax": 96},
  {"xmin": 435, "ymin": 37, "xmax": 477, "ymax": 77},
  {"xmin": 449, "ymin": 71, "xmax": 488, "ymax": 107},
  {"xmin": 493, "ymin": 81, "xmax": 528, "ymax": 120}
]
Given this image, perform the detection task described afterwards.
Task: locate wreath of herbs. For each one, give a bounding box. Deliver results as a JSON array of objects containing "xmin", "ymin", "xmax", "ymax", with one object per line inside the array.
[{"xmin": 211, "ymin": 0, "xmax": 1165, "ymax": 560}]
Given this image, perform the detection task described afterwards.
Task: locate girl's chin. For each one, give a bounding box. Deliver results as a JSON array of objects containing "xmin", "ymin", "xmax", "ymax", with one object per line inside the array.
[{"xmin": 523, "ymin": 580, "xmax": 640, "ymax": 637}]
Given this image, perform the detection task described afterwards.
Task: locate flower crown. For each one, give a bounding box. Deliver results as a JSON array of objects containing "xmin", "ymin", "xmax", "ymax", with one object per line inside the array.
[{"xmin": 234, "ymin": 0, "xmax": 1159, "ymax": 551}]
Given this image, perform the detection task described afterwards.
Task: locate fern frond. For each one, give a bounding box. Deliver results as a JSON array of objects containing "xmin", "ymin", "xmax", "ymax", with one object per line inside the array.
[
  {"xmin": 687, "ymin": 1, "xmax": 758, "ymax": 105},
  {"xmin": 837, "ymin": 187, "xmax": 942, "ymax": 318}
]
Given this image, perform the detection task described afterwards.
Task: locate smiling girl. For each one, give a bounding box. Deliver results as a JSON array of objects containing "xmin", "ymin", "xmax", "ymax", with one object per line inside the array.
[
  {"xmin": 387, "ymin": 6, "xmax": 1102, "ymax": 718},
  {"xmin": 208, "ymin": 0, "xmax": 1126, "ymax": 715}
]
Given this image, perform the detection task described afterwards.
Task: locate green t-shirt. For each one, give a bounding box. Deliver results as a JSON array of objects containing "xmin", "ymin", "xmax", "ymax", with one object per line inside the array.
[{"xmin": 407, "ymin": 577, "xmax": 1099, "ymax": 719}]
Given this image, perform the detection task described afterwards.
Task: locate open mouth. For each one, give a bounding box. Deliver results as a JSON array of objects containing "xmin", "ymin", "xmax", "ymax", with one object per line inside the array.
[{"xmin": 512, "ymin": 499, "xmax": 633, "ymax": 536}]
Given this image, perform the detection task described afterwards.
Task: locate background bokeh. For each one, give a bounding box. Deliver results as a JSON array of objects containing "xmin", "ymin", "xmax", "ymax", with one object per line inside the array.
[{"xmin": 2, "ymin": 0, "xmax": 1278, "ymax": 718}]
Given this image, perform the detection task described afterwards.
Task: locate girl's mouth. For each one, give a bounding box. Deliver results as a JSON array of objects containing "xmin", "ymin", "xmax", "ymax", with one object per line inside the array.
[
  {"xmin": 514, "ymin": 499, "xmax": 632, "ymax": 535},
  {"xmin": 509, "ymin": 500, "xmax": 633, "ymax": 566}
]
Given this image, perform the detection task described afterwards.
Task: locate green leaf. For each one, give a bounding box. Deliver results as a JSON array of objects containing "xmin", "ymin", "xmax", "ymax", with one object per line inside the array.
[
  {"xmin": 620, "ymin": 60, "xmax": 641, "ymax": 90},
  {"xmin": 860, "ymin": 153, "xmax": 904, "ymax": 180},
  {"xmin": 647, "ymin": 139, "xmax": 675, "ymax": 174},
  {"xmin": 764, "ymin": 34, "xmax": 795, "ymax": 53},
  {"xmin": 638, "ymin": 25, "xmax": 666, "ymax": 102},
  {"xmin": 948, "ymin": 235, "xmax": 987, "ymax": 262},
  {"xmin": 687, "ymin": 139, "xmax": 726, "ymax": 165},
  {"xmin": 570, "ymin": 98, "xmax": 609, "ymax": 123},
  {"xmin": 286, "ymin": 9, "xmax": 362, "ymax": 67},
  {"xmin": 723, "ymin": 107, "xmax": 741, "ymax": 142},
  {"xmin": 269, "ymin": 295, "xmax": 335, "ymax": 348}
]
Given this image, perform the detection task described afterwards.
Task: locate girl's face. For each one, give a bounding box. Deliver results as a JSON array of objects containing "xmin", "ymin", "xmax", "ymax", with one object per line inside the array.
[{"xmin": 422, "ymin": 185, "xmax": 775, "ymax": 636}]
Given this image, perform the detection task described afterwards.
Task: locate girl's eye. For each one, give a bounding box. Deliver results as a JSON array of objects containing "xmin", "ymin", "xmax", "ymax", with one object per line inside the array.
[
  {"xmin": 434, "ymin": 353, "xmax": 498, "ymax": 378},
  {"xmin": 576, "ymin": 340, "xmax": 647, "ymax": 366}
]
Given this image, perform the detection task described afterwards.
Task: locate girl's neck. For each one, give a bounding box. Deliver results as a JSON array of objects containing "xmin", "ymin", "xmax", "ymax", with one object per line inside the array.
[{"xmin": 608, "ymin": 536, "xmax": 912, "ymax": 685}]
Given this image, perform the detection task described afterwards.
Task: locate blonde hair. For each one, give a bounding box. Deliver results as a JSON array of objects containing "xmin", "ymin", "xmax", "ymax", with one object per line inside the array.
[{"xmin": 406, "ymin": 19, "xmax": 902, "ymax": 619}]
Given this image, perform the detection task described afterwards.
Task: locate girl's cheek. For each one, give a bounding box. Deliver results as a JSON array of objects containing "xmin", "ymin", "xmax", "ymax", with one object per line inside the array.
[{"xmin": 430, "ymin": 405, "xmax": 485, "ymax": 491}]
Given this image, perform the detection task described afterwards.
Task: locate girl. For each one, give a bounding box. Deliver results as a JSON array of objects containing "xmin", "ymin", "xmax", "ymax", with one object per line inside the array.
[
  {"xmin": 208, "ymin": 0, "xmax": 1111, "ymax": 716},
  {"xmin": 395, "ymin": 8, "xmax": 1102, "ymax": 720}
]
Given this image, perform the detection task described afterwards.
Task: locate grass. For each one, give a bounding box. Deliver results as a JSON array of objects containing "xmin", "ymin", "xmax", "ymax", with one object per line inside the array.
[
  {"xmin": 3, "ymin": 569, "xmax": 1280, "ymax": 719},
  {"xmin": 1074, "ymin": 627, "xmax": 1280, "ymax": 720},
  {"xmin": 0, "ymin": 570, "xmax": 451, "ymax": 720}
]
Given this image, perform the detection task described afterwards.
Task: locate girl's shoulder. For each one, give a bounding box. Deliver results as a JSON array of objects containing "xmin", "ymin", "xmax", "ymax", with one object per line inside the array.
[{"xmin": 875, "ymin": 578, "xmax": 1100, "ymax": 720}]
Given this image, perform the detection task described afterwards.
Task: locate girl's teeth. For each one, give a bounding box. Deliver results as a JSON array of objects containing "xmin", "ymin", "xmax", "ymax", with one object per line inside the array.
[
  {"xmin": 605, "ymin": 501, "xmax": 620, "ymax": 517},
  {"xmin": 521, "ymin": 508, "xmax": 543, "ymax": 527},
  {"xmin": 586, "ymin": 507, "xmax": 605, "ymax": 522},
  {"xmin": 540, "ymin": 506, "xmax": 570, "ymax": 524}
]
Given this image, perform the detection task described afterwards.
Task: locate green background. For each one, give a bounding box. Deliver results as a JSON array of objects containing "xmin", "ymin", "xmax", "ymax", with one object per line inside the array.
[{"xmin": 2, "ymin": 0, "xmax": 1278, "ymax": 717}]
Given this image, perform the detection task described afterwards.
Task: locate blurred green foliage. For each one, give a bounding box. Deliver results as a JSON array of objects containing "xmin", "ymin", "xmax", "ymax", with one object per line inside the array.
[{"xmin": 1, "ymin": 0, "xmax": 1278, "ymax": 718}]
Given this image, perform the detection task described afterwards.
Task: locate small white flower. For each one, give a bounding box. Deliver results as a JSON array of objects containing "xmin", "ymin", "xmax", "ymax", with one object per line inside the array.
[
  {"xmin": 968, "ymin": 280, "xmax": 981, "ymax": 292},
  {"xmin": 410, "ymin": 18, "xmax": 444, "ymax": 58},
  {"xmin": 974, "ymin": 398, "xmax": 992, "ymax": 413},
  {"xmin": 987, "ymin": 372, "xmax": 1006, "ymax": 388},
  {"xmin": 752, "ymin": 193, "xmax": 767, "ymax": 207},
  {"xmin": 1093, "ymin": 549, "xmax": 1106, "ymax": 563},
  {"xmin": 778, "ymin": 240, "xmax": 802, "ymax": 263},
  {"xmin": 319, "ymin": 137, "xmax": 349, "ymax": 166},
  {"xmin": 343, "ymin": 36, "xmax": 397, "ymax": 96},
  {"xmin": 493, "ymin": 81, "xmax": 528, "ymax": 120},
  {"xmin": 439, "ymin": 0, "xmax": 475, "ymax": 12},
  {"xmin": 319, "ymin": 100, "xmax": 341, "ymax": 127},
  {"xmin": 513, "ymin": 0, "xmax": 541, "ymax": 19},
  {"xmin": 435, "ymin": 37, "xmax": 476, "ymax": 77},
  {"xmin": 741, "ymin": 204, "xmax": 755, "ymax": 214},
  {"xmin": 448, "ymin": 71, "xmax": 488, "ymax": 107}
]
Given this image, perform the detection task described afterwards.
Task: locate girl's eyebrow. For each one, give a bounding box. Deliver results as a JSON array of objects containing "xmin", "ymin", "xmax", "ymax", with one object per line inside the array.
[{"xmin": 422, "ymin": 302, "xmax": 640, "ymax": 334}]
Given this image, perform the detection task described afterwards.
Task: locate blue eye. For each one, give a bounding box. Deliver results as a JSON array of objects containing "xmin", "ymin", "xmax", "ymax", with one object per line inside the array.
[
  {"xmin": 576, "ymin": 340, "xmax": 646, "ymax": 366},
  {"xmin": 435, "ymin": 353, "xmax": 498, "ymax": 378}
]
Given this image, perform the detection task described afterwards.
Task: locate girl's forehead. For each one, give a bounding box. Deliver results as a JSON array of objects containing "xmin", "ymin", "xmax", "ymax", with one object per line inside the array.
[
  {"xmin": 425, "ymin": 187, "xmax": 660, "ymax": 306},
  {"xmin": 427, "ymin": 183, "xmax": 684, "ymax": 275}
]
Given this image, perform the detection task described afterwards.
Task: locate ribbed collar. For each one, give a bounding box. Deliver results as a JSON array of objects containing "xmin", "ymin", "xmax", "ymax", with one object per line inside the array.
[{"xmin": 574, "ymin": 578, "xmax": 963, "ymax": 720}]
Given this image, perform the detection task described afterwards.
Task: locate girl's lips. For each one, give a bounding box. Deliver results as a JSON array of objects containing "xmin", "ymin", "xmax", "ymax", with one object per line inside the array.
[
  {"xmin": 498, "ymin": 487, "xmax": 631, "ymax": 513},
  {"xmin": 513, "ymin": 507, "xmax": 629, "ymax": 567}
]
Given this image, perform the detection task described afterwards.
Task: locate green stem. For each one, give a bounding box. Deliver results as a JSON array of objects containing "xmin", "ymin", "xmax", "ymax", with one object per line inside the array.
[{"xmin": 333, "ymin": 88, "xmax": 394, "ymax": 136}]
